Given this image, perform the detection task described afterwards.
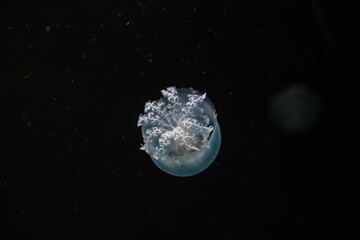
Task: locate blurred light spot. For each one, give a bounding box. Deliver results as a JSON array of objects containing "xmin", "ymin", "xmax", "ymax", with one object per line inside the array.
[{"xmin": 269, "ymin": 84, "xmax": 320, "ymax": 134}]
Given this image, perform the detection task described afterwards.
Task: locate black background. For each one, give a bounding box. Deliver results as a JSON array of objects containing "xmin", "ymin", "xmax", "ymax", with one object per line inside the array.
[{"xmin": 0, "ymin": 0, "xmax": 356, "ymax": 239}]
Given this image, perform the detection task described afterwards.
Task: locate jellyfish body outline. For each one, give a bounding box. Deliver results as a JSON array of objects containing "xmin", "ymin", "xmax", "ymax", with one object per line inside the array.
[{"xmin": 137, "ymin": 86, "xmax": 221, "ymax": 177}]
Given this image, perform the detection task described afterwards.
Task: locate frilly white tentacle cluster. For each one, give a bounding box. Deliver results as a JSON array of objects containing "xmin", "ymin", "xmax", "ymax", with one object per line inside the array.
[{"xmin": 137, "ymin": 87, "xmax": 214, "ymax": 161}]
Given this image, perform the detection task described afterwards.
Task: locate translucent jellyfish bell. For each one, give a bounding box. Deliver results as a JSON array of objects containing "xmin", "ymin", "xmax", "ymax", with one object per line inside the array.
[{"xmin": 137, "ymin": 86, "xmax": 221, "ymax": 177}]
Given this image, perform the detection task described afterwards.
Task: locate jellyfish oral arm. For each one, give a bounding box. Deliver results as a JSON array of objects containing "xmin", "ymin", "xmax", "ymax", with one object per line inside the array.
[{"xmin": 138, "ymin": 87, "xmax": 213, "ymax": 160}]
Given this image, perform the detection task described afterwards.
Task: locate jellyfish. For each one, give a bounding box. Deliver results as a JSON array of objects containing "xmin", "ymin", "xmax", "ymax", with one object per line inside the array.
[
  {"xmin": 269, "ymin": 84, "xmax": 321, "ymax": 134},
  {"xmin": 137, "ymin": 86, "xmax": 221, "ymax": 177}
]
